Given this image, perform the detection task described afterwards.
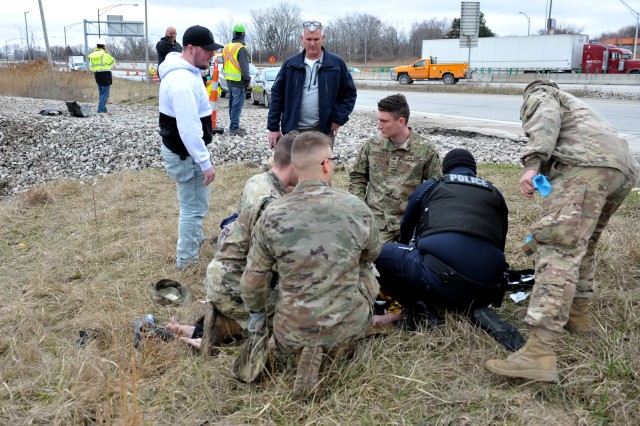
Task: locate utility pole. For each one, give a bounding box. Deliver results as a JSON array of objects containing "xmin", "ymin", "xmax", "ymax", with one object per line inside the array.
[
  {"xmin": 37, "ymin": 0, "xmax": 54, "ymax": 74},
  {"xmin": 24, "ymin": 11, "xmax": 30, "ymax": 60},
  {"xmin": 548, "ymin": 0, "xmax": 554, "ymax": 35},
  {"xmin": 144, "ymin": 0, "xmax": 149, "ymax": 81}
]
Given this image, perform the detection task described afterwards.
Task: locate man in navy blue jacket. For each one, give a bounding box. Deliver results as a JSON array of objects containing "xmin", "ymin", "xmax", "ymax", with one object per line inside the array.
[
  {"xmin": 267, "ymin": 21, "xmax": 357, "ymax": 149},
  {"xmin": 374, "ymin": 149, "xmax": 525, "ymax": 351}
]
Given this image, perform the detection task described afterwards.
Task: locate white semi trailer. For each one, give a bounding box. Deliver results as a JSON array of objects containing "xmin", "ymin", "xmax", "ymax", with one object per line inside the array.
[{"xmin": 421, "ymin": 34, "xmax": 589, "ymax": 72}]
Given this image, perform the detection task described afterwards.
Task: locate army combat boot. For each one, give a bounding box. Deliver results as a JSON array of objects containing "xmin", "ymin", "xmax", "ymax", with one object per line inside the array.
[
  {"xmin": 564, "ymin": 298, "xmax": 595, "ymax": 335},
  {"xmin": 484, "ymin": 327, "xmax": 560, "ymax": 383},
  {"xmin": 293, "ymin": 346, "xmax": 324, "ymax": 398}
]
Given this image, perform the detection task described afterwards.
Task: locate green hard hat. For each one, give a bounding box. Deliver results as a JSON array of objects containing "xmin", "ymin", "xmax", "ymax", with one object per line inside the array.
[{"xmin": 233, "ymin": 23, "xmax": 246, "ymax": 33}]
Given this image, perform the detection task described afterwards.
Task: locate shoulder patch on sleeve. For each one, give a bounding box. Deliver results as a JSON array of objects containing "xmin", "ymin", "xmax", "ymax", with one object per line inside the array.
[{"xmin": 520, "ymin": 96, "xmax": 541, "ymax": 122}]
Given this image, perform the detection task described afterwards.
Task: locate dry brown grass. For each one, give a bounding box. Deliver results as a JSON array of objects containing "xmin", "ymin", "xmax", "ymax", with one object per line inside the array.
[
  {"xmin": 0, "ymin": 162, "xmax": 638, "ymax": 425},
  {"xmin": 0, "ymin": 60, "xmax": 158, "ymax": 105}
]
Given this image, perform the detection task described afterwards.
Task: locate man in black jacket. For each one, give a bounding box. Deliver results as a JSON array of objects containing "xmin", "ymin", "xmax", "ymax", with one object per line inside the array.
[
  {"xmin": 156, "ymin": 26, "xmax": 182, "ymax": 66},
  {"xmin": 373, "ymin": 148, "xmax": 524, "ymax": 351}
]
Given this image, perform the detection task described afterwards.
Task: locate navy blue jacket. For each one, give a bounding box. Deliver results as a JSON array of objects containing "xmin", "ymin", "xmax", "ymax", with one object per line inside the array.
[{"xmin": 267, "ymin": 48, "xmax": 357, "ymax": 134}]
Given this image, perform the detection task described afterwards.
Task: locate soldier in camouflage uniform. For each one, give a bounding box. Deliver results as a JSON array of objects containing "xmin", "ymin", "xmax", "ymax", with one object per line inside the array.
[
  {"xmin": 240, "ymin": 132, "xmax": 382, "ymax": 397},
  {"xmin": 167, "ymin": 135, "xmax": 298, "ymax": 354},
  {"xmin": 349, "ymin": 93, "xmax": 441, "ymax": 243},
  {"xmin": 485, "ymin": 80, "xmax": 640, "ymax": 383}
]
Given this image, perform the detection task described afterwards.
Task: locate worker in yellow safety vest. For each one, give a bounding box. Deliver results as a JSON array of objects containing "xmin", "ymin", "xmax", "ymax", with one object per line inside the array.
[
  {"xmin": 88, "ymin": 38, "xmax": 116, "ymax": 113},
  {"xmin": 223, "ymin": 23, "xmax": 251, "ymax": 136}
]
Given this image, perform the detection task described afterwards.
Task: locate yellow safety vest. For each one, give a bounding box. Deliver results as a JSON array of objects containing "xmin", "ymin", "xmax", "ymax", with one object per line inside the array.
[
  {"xmin": 223, "ymin": 42, "xmax": 244, "ymax": 82},
  {"xmin": 88, "ymin": 48, "xmax": 115, "ymax": 72}
]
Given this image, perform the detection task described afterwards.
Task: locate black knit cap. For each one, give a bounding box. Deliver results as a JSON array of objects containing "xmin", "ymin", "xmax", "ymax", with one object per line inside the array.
[{"xmin": 442, "ymin": 148, "xmax": 477, "ymax": 174}]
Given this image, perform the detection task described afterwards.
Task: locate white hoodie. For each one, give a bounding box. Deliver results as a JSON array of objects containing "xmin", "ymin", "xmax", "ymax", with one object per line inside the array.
[{"xmin": 158, "ymin": 52, "xmax": 212, "ymax": 171}]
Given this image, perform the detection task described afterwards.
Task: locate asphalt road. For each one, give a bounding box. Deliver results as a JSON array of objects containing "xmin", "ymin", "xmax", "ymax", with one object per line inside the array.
[{"xmin": 354, "ymin": 89, "xmax": 640, "ymax": 155}]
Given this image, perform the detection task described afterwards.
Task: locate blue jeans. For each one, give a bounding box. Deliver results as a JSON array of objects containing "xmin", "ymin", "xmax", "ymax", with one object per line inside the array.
[
  {"xmin": 228, "ymin": 85, "xmax": 245, "ymax": 131},
  {"xmin": 98, "ymin": 85, "xmax": 110, "ymax": 113},
  {"xmin": 160, "ymin": 144, "xmax": 210, "ymax": 269}
]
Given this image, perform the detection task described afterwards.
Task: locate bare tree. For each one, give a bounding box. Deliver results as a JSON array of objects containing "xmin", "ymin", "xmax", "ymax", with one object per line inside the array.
[
  {"xmin": 214, "ymin": 17, "xmax": 235, "ymax": 46},
  {"xmin": 381, "ymin": 23, "xmax": 407, "ymax": 59},
  {"xmin": 249, "ymin": 2, "xmax": 302, "ymax": 61},
  {"xmin": 536, "ymin": 21, "xmax": 585, "ymax": 35},
  {"xmin": 250, "ymin": 10, "xmax": 271, "ymax": 63},
  {"xmin": 595, "ymin": 25, "xmax": 636, "ymax": 40},
  {"xmin": 408, "ymin": 18, "xmax": 450, "ymax": 57},
  {"xmin": 326, "ymin": 13, "xmax": 384, "ymax": 62}
]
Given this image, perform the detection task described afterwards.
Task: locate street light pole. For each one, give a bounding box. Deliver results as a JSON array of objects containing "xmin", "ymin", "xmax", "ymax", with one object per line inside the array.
[
  {"xmin": 519, "ymin": 12, "xmax": 531, "ymax": 36},
  {"xmin": 24, "ymin": 11, "xmax": 30, "ymax": 60},
  {"xmin": 619, "ymin": 0, "xmax": 639, "ymax": 59},
  {"xmin": 98, "ymin": 3, "xmax": 138, "ymax": 38},
  {"xmin": 64, "ymin": 22, "xmax": 82, "ymax": 70}
]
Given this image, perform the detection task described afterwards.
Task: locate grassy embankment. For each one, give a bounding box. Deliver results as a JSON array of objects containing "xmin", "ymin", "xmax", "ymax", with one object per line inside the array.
[{"xmin": 0, "ymin": 61, "xmax": 639, "ymax": 425}]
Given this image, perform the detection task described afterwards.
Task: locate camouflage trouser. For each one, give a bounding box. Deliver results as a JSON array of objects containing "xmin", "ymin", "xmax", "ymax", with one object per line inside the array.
[
  {"xmin": 379, "ymin": 228, "xmax": 399, "ymax": 244},
  {"xmin": 525, "ymin": 163, "xmax": 635, "ymax": 333},
  {"xmin": 204, "ymin": 219, "xmax": 278, "ymax": 329},
  {"xmin": 204, "ymin": 258, "xmax": 250, "ymax": 329}
]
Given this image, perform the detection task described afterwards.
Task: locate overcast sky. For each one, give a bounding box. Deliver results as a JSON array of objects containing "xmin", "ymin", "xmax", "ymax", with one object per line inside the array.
[{"xmin": 2, "ymin": 0, "xmax": 638, "ymax": 52}]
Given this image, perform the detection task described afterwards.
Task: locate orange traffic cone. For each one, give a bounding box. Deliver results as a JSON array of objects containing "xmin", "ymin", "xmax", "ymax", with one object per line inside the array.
[{"xmin": 210, "ymin": 59, "xmax": 223, "ymax": 135}]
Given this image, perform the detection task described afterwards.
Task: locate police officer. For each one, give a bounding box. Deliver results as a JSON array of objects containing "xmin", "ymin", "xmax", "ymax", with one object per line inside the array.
[
  {"xmin": 374, "ymin": 148, "xmax": 524, "ymax": 351},
  {"xmin": 223, "ymin": 23, "xmax": 251, "ymax": 135}
]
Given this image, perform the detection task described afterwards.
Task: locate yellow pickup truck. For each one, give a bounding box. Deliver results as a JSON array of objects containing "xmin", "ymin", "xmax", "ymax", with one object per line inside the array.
[{"xmin": 391, "ymin": 57, "xmax": 469, "ymax": 85}]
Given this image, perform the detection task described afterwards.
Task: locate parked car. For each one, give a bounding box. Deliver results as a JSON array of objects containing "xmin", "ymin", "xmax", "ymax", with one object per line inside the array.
[
  {"xmin": 348, "ymin": 66, "xmax": 361, "ymax": 73},
  {"xmin": 250, "ymin": 67, "xmax": 281, "ymax": 108},
  {"xmin": 219, "ymin": 62, "xmax": 258, "ymax": 98}
]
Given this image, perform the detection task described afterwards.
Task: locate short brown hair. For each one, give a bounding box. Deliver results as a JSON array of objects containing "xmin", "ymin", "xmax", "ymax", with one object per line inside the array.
[
  {"xmin": 273, "ymin": 133, "xmax": 295, "ymax": 167},
  {"xmin": 291, "ymin": 132, "xmax": 332, "ymax": 170},
  {"xmin": 378, "ymin": 93, "xmax": 410, "ymax": 123}
]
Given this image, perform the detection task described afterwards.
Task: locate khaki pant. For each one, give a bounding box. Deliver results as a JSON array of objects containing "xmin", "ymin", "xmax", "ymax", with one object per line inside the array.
[{"xmin": 525, "ymin": 163, "xmax": 635, "ymax": 333}]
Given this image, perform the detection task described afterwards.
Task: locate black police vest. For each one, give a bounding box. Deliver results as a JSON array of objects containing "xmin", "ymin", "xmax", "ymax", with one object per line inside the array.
[
  {"xmin": 416, "ymin": 174, "xmax": 507, "ymax": 249},
  {"xmin": 159, "ymin": 113, "xmax": 213, "ymax": 159}
]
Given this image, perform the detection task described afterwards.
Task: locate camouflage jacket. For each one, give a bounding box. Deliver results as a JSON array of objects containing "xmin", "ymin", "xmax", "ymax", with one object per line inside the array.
[
  {"xmin": 205, "ymin": 171, "xmax": 287, "ymax": 299},
  {"xmin": 240, "ymin": 179, "xmax": 383, "ymax": 351},
  {"xmin": 520, "ymin": 81, "xmax": 640, "ymax": 180},
  {"xmin": 348, "ymin": 128, "xmax": 441, "ymax": 234}
]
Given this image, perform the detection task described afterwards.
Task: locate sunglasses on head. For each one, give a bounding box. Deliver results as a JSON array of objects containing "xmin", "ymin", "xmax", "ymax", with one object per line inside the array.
[{"xmin": 303, "ymin": 21, "xmax": 322, "ymax": 32}]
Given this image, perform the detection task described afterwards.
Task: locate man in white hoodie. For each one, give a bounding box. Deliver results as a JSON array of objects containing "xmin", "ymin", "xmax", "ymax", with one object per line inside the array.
[{"xmin": 158, "ymin": 25, "xmax": 223, "ymax": 270}]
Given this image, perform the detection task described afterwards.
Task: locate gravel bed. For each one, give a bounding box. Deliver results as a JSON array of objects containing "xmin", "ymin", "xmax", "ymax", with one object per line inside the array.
[{"xmin": 0, "ymin": 95, "xmax": 527, "ymax": 198}]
